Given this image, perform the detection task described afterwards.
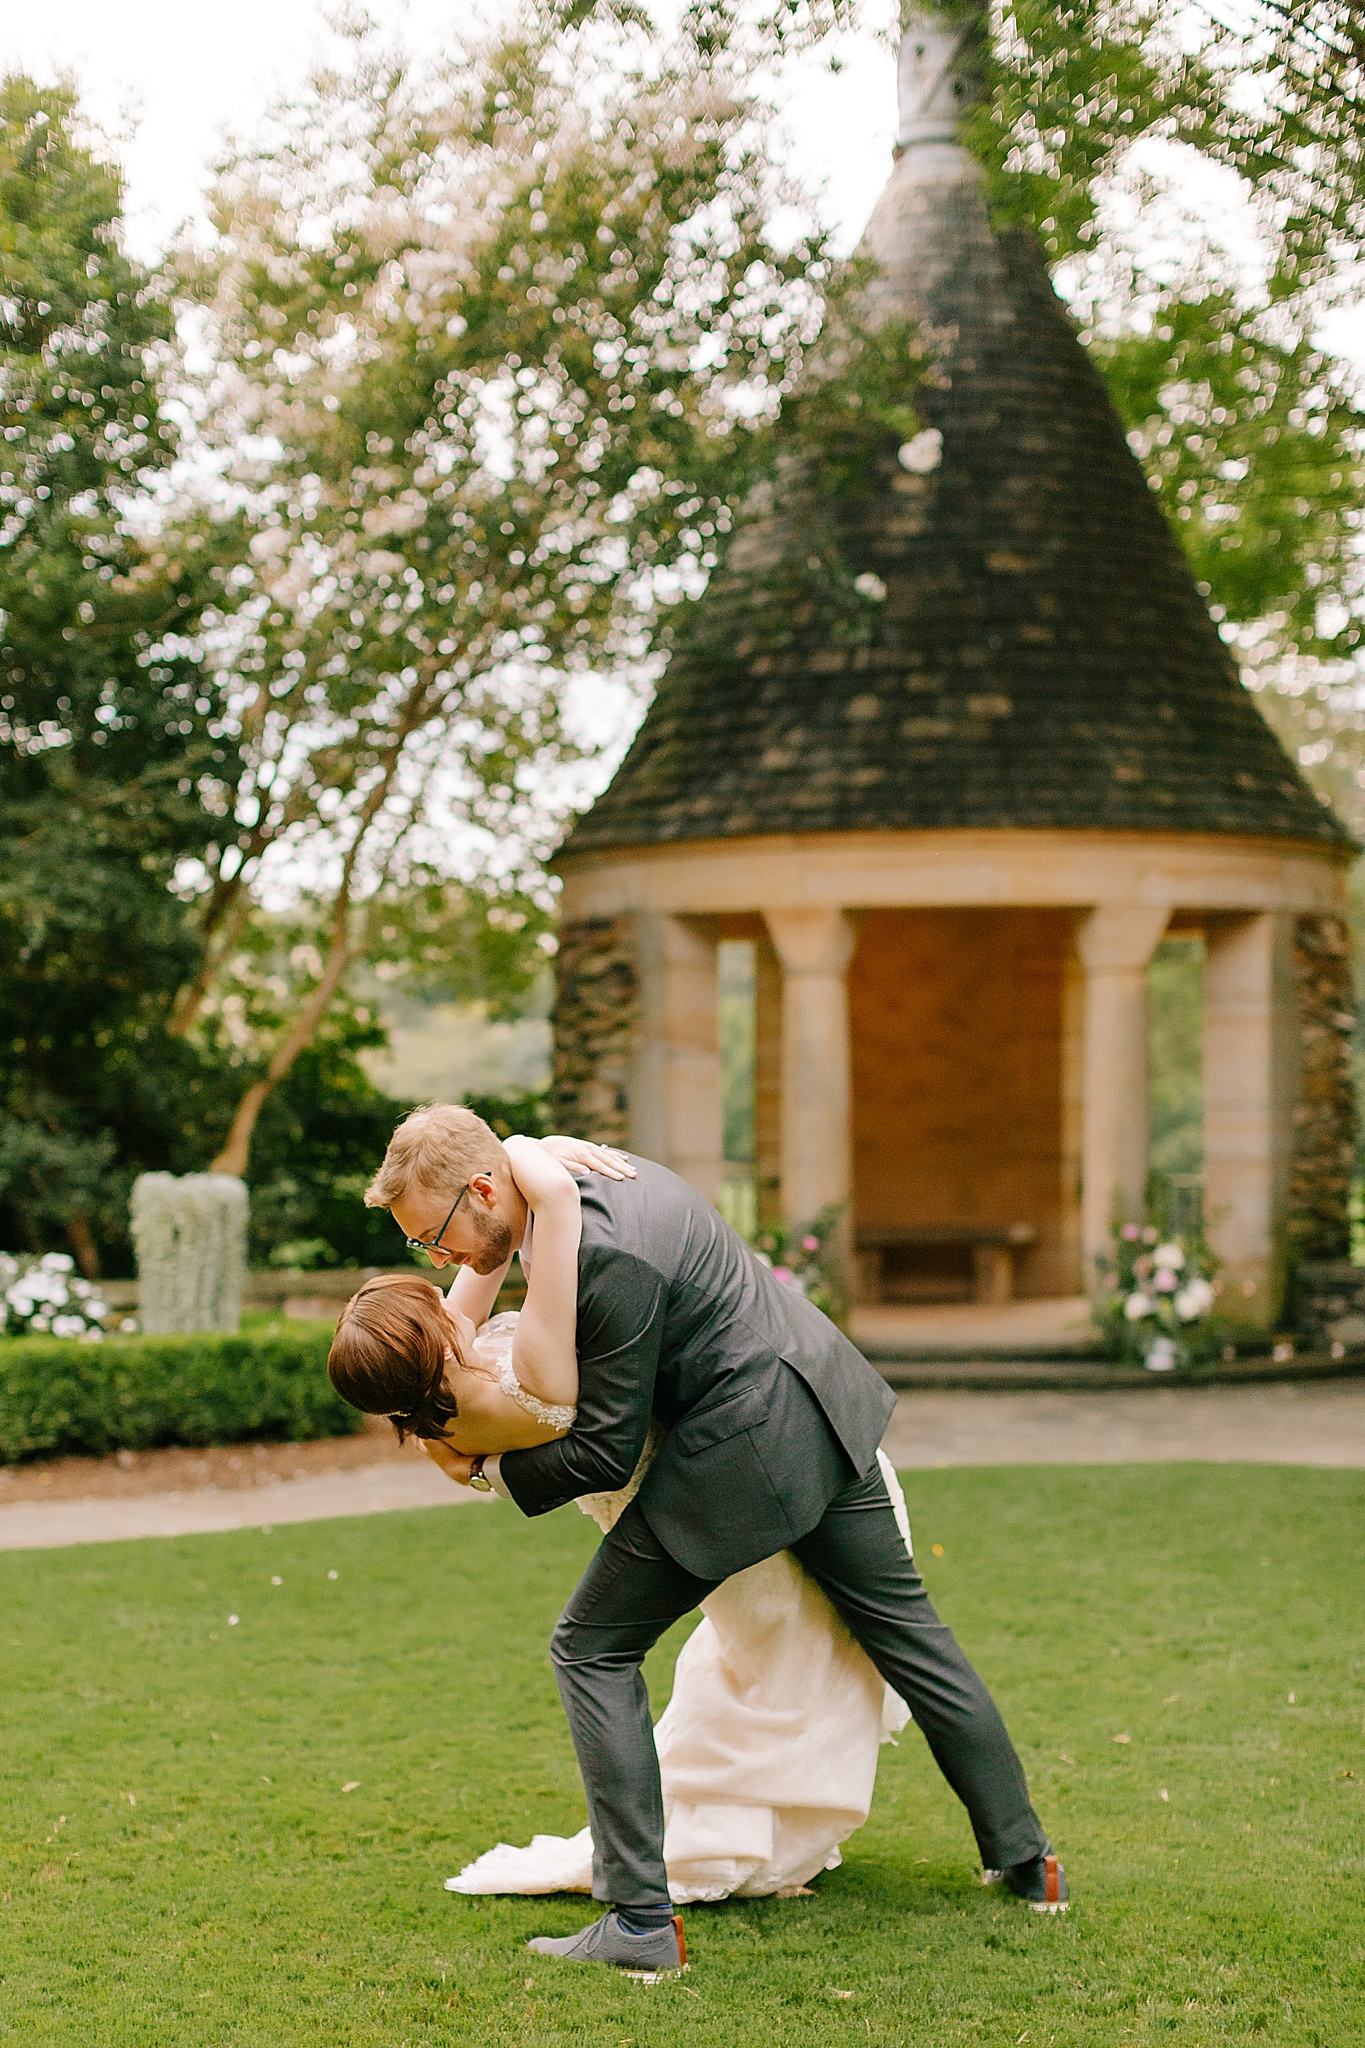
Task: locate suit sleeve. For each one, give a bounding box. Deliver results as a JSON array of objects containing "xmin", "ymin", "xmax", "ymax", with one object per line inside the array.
[{"xmin": 496, "ymin": 1246, "xmax": 665, "ymax": 1518}]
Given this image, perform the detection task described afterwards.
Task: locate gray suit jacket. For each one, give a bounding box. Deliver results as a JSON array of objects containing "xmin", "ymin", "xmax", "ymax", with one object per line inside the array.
[{"xmin": 497, "ymin": 1156, "xmax": 895, "ymax": 1579}]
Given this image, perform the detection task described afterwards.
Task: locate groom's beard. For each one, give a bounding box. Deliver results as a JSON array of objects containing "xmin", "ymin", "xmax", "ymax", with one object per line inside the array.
[{"xmin": 467, "ymin": 1209, "xmax": 514, "ymax": 1275}]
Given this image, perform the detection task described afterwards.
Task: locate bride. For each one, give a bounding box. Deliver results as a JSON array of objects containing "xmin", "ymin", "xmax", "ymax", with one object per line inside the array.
[{"xmin": 329, "ymin": 1135, "xmax": 915, "ymax": 1907}]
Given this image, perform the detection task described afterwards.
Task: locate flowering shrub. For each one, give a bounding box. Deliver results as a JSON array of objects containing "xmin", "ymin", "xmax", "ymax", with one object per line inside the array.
[
  {"xmin": 750, "ymin": 1204, "xmax": 845, "ymax": 1321},
  {"xmin": 1093, "ymin": 1223, "xmax": 1225, "ymax": 1371},
  {"xmin": 0, "ymin": 1253, "xmax": 112, "ymax": 1342}
]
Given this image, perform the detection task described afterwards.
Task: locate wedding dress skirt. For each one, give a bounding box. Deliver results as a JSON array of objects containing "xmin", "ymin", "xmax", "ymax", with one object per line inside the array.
[{"xmin": 447, "ymin": 1317, "xmax": 912, "ymax": 1904}]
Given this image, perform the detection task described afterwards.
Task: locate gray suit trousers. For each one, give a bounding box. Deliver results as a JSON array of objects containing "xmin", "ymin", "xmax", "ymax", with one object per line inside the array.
[{"xmin": 550, "ymin": 1458, "xmax": 1048, "ymax": 1906}]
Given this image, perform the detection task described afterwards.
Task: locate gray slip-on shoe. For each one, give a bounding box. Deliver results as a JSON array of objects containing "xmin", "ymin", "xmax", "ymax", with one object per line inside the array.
[
  {"xmin": 526, "ymin": 1908, "xmax": 687, "ymax": 1978},
  {"xmin": 982, "ymin": 1850, "xmax": 1069, "ymax": 1913}
]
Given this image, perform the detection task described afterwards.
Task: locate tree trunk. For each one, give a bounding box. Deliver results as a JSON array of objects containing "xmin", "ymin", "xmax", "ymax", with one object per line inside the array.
[
  {"xmin": 200, "ymin": 675, "xmax": 437, "ymax": 1171},
  {"xmin": 208, "ymin": 922, "xmax": 358, "ymax": 1176},
  {"xmin": 65, "ymin": 1210, "xmax": 100, "ymax": 1279}
]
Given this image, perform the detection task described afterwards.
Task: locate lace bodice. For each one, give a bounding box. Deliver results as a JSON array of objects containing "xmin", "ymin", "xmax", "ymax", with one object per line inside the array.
[
  {"xmin": 471, "ymin": 1311, "xmax": 577, "ymax": 1431},
  {"xmin": 469, "ymin": 1308, "xmax": 659, "ymax": 1530}
]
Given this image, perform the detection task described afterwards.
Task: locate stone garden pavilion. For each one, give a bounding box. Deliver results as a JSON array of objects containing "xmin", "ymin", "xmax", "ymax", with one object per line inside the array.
[{"xmin": 550, "ymin": 13, "xmax": 1356, "ymax": 1336}]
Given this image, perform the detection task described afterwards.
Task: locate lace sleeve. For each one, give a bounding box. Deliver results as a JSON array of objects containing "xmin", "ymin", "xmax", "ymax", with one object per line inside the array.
[{"xmin": 472, "ymin": 1311, "xmax": 577, "ymax": 1432}]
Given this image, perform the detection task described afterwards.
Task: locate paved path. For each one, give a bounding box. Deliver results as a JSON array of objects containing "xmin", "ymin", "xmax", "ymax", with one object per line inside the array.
[
  {"xmin": 880, "ymin": 1380, "xmax": 1365, "ymax": 1469},
  {"xmin": 0, "ymin": 1461, "xmax": 492, "ymax": 1553},
  {"xmin": 3, "ymin": 1382, "xmax": 1363, "ymax": 1553}
]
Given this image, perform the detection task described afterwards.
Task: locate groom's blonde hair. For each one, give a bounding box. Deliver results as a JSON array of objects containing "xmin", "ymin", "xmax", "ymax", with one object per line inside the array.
[{"xmin": 365, "ymin": 1102, "xmax": 503, "ymax": 1209}]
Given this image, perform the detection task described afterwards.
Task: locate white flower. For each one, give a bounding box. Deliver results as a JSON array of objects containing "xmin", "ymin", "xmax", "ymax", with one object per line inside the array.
[
  {"xmin": 50, "ymin": 1315, "xmax": 87, "ymax": 1339},
  {"xmin": 1145, "ymin": 1337, "xmax": 1179, "ymax": 1371},
  {"xmin": 1152, "ymin": 1244, "xmax": 1185, "ymax": 1270},
  {"xmin": 40, "ymin": 1253, "xmax": 75, "ymax": 1273},
  {"xmin": 1174, "ymin": 1278, "xmax": 1215, "ymax": 1322},
  {"xmin": 1124, "ymin": 1292, "xmax": 1153, "ymax": 1320},
  {"xmin": 13, "ymin": 1272, "xmax": 67, "ymax": 1306}
]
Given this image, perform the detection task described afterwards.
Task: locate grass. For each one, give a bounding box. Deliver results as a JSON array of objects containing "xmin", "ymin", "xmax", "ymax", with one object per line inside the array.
[{"xmin": 1, "ymin": 1464, "xmax": 1362, "ymax": 2046}]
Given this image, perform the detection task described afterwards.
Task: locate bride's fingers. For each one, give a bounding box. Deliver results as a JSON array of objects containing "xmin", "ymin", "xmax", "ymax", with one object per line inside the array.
[
  {"xmin": 586, "ymin": 1145, "xmax": 635, "ymax": 1178},
  {"xmin": 540, "ymin": 1135, "xmax": 636, "ymax": 1178}
]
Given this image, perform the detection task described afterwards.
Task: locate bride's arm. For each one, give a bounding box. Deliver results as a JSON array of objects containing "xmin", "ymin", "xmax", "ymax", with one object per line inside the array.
[
  {"xmin": 425, "ymin": 1142, "xmax": 580, "ymax": 1467},
  {"xmin": 444, "ymin": 1248, "xmax": 511, "ymax": 1329},
  {"xmin": 443, "ymin": 1136, "xmax": 632, "ymax": 1330},
  {"xmin": 501, "ymin": 1133, "xmax": 580, "ymax": 1409}
]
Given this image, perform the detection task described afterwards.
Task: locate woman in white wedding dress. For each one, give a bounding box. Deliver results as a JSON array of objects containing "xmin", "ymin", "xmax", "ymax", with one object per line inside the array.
[{"xmin": 329, "ymin": 1136, "xmax": 915, "ymax": 1907}]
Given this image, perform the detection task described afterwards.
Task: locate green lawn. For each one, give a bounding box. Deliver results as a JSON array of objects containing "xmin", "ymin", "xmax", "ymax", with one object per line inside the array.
[{"xmin": 1, "ymin": 1465, "xmax": 1362, "ymax": 2046}]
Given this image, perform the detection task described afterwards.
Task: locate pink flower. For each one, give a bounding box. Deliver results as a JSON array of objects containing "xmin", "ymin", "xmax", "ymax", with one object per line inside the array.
[
  {"xmin": 773, "ymin": 1266, "xmax": 795, "ymax": 1285},
  {"xmin": 1153, "ymin": 1269, "xmax": 1178, "ymax": 1292},
  {"xmin": 802, "ymin": 1235, "xmax": 820, "ymax": 1253},
  {"xmin": 1120, "ymin": 1224, "xmax": 1141, "ymax": 1241}
]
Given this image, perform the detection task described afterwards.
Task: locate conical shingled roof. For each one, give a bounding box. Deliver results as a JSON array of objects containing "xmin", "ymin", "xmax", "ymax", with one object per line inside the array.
[{"xmin": 562, "ymin": 15, "xmax": 1348, "ymax": 858}]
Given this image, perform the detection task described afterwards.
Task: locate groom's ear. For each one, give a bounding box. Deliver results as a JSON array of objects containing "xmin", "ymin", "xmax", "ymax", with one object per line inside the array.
[{"xmin": 467, "ymin": 1171, "xmax": 501, "ymax": 1211}]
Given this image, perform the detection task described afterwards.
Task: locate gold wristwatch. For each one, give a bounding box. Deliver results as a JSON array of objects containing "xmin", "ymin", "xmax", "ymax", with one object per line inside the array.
[{"xmin": 468, "ymin": 1455, "xmax": 493, "ymax": 1493}]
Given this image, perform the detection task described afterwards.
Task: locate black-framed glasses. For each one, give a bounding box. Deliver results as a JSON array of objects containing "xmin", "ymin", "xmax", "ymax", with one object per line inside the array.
[{"xmin": 403, "ymin": 1183, "xmax": 471, "ymax": 1257}]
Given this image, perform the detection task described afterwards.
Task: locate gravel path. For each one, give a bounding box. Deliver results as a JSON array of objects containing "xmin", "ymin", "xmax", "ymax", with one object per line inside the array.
[{"xmin": 3, "ymin": 1381, "xmax": 1362, "ymax": 1552}]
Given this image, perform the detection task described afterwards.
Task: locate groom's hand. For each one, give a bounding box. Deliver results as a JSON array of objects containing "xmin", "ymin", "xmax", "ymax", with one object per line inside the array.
[{"xmin": 421, "ymin": 1438, "xmax": 477, "ymax": 1487}]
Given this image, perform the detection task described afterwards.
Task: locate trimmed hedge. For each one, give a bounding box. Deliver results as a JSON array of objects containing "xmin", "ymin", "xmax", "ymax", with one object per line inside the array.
[{"xmin": 0, "ymin": 1326, "xmax": 362, "ymax": 1464}]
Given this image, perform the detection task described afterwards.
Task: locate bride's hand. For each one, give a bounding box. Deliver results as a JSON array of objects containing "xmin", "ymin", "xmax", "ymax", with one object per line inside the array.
[
  {"xmin": 421, "ymin": 1437, "xmax": 476, "ymax": 1486},
  {"xmin": 538, "ymin": 1136, "xmax": 636, "ymax": 1181}
]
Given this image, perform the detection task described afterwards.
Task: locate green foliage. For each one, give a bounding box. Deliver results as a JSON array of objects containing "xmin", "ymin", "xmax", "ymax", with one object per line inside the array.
[
  {"xmin": 366, "ymin": 880, "xmax": 558, "ymax": 1022},
  {"xmin": 718, "ymin": 937, "xmax": 756, "ymax": 1165},
  {"xmin": 0, "ymin": 75, "xmax": 247, "ymax": 1263},
  {"xmin": 459, "ymin": 1088, "xmax": 553, "ymax": 1141},
  {"xmin": 2, "ymin": 1467, "xmax": 1364, "ymax": 2042},
  {"xmin": 175, "ymin": 7, "xmax": 844, "ymax": 1023},
  {"xmin": 1148, "ymin": 938, "xmax": 1204, "ymax": 1190},
  {"xmin": 945, "ymin": 3, "xmax": 1365, "ymax": 689},
  {"xmin": 244, "ymin": 1035, "xmax": 416, "ymax": 1272},
  {"xmin": 0, "ymin": 1323, "xmax": 356, "ymax": 1463},
  {"xmin": 1098, "ymin": 299, "xmax": 1361, "ymax": 664}
]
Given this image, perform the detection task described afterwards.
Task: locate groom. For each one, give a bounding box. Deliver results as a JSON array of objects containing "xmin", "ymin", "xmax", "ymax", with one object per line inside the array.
[{"xmin": 370, "ymin": 1104, "xmax": 1066, "ymax": 1973}]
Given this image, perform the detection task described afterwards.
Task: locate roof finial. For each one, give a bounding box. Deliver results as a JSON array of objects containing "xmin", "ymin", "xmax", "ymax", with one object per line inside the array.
[{"xmin": 896, "ymin": 7, "xmax": 984, "ymax": 153}]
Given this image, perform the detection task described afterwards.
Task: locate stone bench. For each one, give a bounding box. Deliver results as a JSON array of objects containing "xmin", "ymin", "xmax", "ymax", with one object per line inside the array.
[{"xmin": 856, "ymin": 1223, "xmax": 1038, "ymax": 1306}]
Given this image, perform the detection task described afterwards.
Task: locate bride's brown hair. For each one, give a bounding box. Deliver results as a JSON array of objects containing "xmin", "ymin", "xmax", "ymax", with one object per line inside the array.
[{"xmin": 327, "ymin": 1273, "xmax": 461, "ymax": 1442}]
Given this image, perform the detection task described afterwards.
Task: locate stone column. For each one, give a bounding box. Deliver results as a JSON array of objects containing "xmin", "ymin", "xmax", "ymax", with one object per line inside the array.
[
  {"xmin": 627, "ymin": 911, "xmax": 723, "ymax": 1203},
  {"xmin": 763, "ymin": 909, "xmax": 858, "ymax": 1235},
  {"xmin": 1074, "ymin": 905, "xmax": 1171, "ymax": 1288},
  {"xmin": 1204, "ymin": 911, "xmax": 1299, "ymax": 1328}
]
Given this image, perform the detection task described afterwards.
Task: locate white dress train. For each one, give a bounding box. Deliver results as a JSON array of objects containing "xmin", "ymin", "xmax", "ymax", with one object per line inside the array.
[{"xmin": 446, "ymin": 1313, "xmax": 912, "ymax": 1905}]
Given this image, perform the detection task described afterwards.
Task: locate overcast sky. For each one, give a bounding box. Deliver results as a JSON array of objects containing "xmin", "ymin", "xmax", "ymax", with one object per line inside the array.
[{"xmin": 7, "ymin": 0, "xmax": 901, "ymax": 261}]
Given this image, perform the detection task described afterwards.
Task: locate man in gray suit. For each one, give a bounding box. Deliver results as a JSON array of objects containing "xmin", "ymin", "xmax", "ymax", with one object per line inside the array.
[{"xmin": 376, "ymin": 1110, "xmax": 1066, "ymax": 1975}]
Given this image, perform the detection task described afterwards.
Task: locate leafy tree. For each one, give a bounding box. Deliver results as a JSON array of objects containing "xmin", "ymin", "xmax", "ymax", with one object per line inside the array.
[
  {"xmin": 0, "ymin": 76, "xmax": 247, "ymax": 1269},
  {"xmin": 166, "ymin": 4, "xmax": 844, "ymax": 1178}
]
